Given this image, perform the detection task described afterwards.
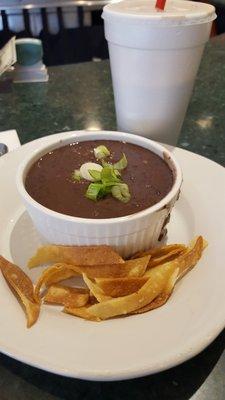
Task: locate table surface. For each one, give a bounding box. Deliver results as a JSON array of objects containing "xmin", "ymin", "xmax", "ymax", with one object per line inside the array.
[{"xmin": 0, "ymin": 35, "xmax": 225, "ymax": 399}]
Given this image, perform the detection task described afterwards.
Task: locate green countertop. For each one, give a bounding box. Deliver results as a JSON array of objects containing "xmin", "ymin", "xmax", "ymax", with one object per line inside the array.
[{"xmin": 0, "ymin": 35, "xmax": 225, "ymax": 400}]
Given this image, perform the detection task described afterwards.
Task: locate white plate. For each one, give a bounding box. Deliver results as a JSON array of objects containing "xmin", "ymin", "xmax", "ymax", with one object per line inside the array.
[{"xmin": 0, "ymin": 132, "xmax": 225, "ymax": 381}]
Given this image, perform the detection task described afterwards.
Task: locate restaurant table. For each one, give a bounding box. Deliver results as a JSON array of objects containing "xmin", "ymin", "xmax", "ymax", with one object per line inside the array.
[{"xmin": 0, "ymin": 34, "xmax": 225, "ymax": 399}]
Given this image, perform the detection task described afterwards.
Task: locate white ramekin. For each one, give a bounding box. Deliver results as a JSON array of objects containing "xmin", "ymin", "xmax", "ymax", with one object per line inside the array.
[{"xmin": 16, "ymin": 131, "xmax": 182, "ymax": 258}]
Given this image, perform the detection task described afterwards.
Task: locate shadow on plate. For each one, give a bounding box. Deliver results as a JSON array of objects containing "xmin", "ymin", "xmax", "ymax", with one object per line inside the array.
[{"xmin": 0, "ymin": 330, "xmax": 224, "ymax": 400}]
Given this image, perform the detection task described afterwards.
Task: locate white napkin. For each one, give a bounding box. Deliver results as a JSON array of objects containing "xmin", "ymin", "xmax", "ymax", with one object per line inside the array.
[
  {"xmin": 0, "ymin": 129, "xmax": 21, "ymax": 152},
  {"xmin": 0, "ymin": 37, "xmax": 17, "ymax": 76}
]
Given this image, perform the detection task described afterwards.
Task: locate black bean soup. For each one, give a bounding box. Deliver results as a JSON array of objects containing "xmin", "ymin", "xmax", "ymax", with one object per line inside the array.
[{"xmin": 25, "ymin": 140, "xmax": 174, "ymax": 219}]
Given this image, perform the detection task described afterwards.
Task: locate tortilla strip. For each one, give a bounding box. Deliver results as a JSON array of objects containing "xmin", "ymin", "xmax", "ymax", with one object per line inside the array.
[
  {"xmin": 34, "ymin": 264, "xmax": 78, "ymax": 302},
  {"xmin": 176, "ymin": 236, "xmax": 204, "ymax": 279},
  {"xmin": 144, "ymin": 236, "xmax": 204, "ymax": 279},
  {"xmin": 131, "ymin": 244, "xmax": 186, "ymax": 260},
  {"xmin": 44, "ymin": 284, "xmax": 89, "ymax": 307},
  {"xmin": 28, "ymin": 245, "xmax": 124, "ymax": 269},
  {"xmin": 132, "ymin": 267, "xmax": 179, "ymax": 314},
  {"xmin": 131, "ymin": 293, "xmax": 169, "ymax": 314},
  {"xmin": 55, "ymin": 256, "xmax": 150, "ymax": 279},
  {"xmin": 64, "ymin": 305, "xmax": 101, "ymax": 322},
  {"xmin": 95, "ymin": 277, "xmax": 148, "ymax": 297},
  {"xmin": 44, "ymin": 268, "xmax": 77, "ymax": 287},
  {"xmin": 0, "ymin": 256, "xmax": 40, "ymax": 327},
  {"xmin": 34, "ymin": 255, "xmax": 150, "ymax": 302},
  {"xmin": 133, "ymin": 237, "xmax": 204, "ymax": 316},
  {"xmin": 87, "ymin": 237, "xmax": 203, "ymax": 320},
  {"xmin": 190, "ymin": 237, "xmax": 208, "ymax": 251},
  {"xmin": 87, "ymin": 265, "xmax": 175, "ymax": 320},
  {"xmin": 83, "ymin": 274, "xmax": 111, "ymax": 302},
  {"xmin": 147, "ymin": 248, "xmax": 186, "ymax": 269}
]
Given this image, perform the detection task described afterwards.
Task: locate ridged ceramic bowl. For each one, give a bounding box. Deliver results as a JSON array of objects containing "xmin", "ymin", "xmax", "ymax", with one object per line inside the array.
[{"xmin": 17, "ymin": 130, "xmax": 182, "ymax": 258}]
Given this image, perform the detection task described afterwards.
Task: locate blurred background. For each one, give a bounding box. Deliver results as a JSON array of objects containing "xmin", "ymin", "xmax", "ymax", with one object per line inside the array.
[{"xmin": 0, "ymin": 0, "xmax": 223, "ymax": 66}]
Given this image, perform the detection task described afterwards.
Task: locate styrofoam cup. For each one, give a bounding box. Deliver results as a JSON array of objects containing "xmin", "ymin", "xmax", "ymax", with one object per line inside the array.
[{"xmin": 103, "ymin": 0, "xmax": 216, "ymax": 145}]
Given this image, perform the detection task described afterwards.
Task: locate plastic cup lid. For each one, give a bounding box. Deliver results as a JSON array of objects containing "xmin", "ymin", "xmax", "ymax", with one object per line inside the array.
[{"xmin": 103, "ymin": 0, "xmax": 216, "ymax": 26}]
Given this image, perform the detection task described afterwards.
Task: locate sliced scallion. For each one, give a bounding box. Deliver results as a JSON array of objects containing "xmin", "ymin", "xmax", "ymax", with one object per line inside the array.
[
  {"xmin": 101, "ymin": 166, "xmax": 121, "ymax": 185},
  {"xmin": 88, "ymin": 169, "xmax": 102, "ymax": 181},
  {"xmin": 114, "ymin": 169, "xmax": 121, "ymax": 178},
  {"xmin": 85, "ymin": 183, "xmax": 106, "ymax": 201},
  {"xmin": 80, "ymin": 162, "xmax": 103, "ymax": 182},
  {"xmin": 71, "ymin": 169, "xmax": 81, "ymax": 182},
  {"xmin": 111, "ymin": 183, "xmax": 131, "ymax": 203},
  {"xmin": 113, "ymin": 153, "xmax": 128, "ymax": 170},
  {"xmin": 94, "ymin": 145, "xmax": 110, "ymax": 160}
]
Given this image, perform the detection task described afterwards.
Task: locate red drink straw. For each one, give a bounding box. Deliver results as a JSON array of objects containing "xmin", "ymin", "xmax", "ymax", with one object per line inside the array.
[{"xmin": 155, "ymin": 0, "xmax": 166, "ymax": 10}]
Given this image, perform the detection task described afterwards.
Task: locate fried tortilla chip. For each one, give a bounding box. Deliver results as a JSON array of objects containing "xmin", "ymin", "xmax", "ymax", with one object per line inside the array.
[
  {"xmin": 79, "ymin": 255, "xmax": 150, "ymax": 278},
  {"xmin": 131, "ymin": 244, "xmax": 186, "ymax": 260},
  {"xmin": 87, "ymin": 237, "xmax": 204, "ymax": 320},
  {"xmin": 131, "ymin": 293, "xmax": 169, "ymax": 314},
  {"xmin": 83, "ymin": 274, "xmax": 111, "ymax": 302},
  {"xmin": 95, "ymin": 277, "xmax": 148, "ymax": 297},
  {"xmin": 53, "ymin": 256, "xmax": 150, "ymax": 279},
  {"xmin": 44, "ymin": 268, "xmax": 77, "ymax": 287},
  {"xmin": 132, "ymin": 267, "xmax": 179, "ymax": 314},
  {"xmin": 0, "ymin": 256, "xmax": 40, "ymax": 327},
  {"xmin": 177, "ymin": 236, "xmax": 204, "ymax": 279},
  {"xmin": 28, "ymin": 245, "xmax": 124, "ymax": 269},
  {"xmin": 147, "ymin": 248, "xmax": 186, "ymax": 269},
  {"xmin": 190, "ymin": 236, "xmax": 208, "ymax": 251},
  {"xmin": 203, "ymin": 238, "xmax": 208, "ymax": 249},
  {"xmin": 64, "ymin": 305, "xmax": 101, "ymax": 322},
  {"xmin": 34, "ymin": 264, "xmax": 78, "ymax": 302},
  {"xmin": 144, "ymin": 236, "xmax": 204, "ymax": 279},
  {"xmin": 87, "ymin": 264, "xmax": 176, "ymax": 320},
  {"xmin": 85, "ymin": 256, "xmax": 149, "ymax": 278},
  {"xmin": 44, "ymin": 284, "xmax": 89, "ymax": 307},
  {"xmin": 136, "ymin": 237, "xmax": 204, "ymax": 314}
]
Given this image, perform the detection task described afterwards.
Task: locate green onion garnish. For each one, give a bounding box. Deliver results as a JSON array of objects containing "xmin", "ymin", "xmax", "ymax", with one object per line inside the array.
[
  {"xmin": 85, "ymin": 183, "xmax": 106, "ymax": 201},
  {"xmin": 114, "ymin": 169, "xmax": 121, "ymax": 178},
  {"xmin": 73, "ymin": 147, "xmax": 131, "ymax": 203},
  {"xmin": 101, "ymin": 160, "xmax": 111, "ymax": 168},
  {"xmin": 71, "ymin": 169, "xmax": 81, "ymax": 182},
  {"xmin": 113, "ymin": 153, "xmax": 128, "ymax": 170},
  {"xmin": 101, "ymin": 166, "xmax": 121, "ymax": 185},
  {"xmin": 94, "ymin": 145, "xmax": 110, "ymax": 160},
  {"xmin": 101, "ymin": 162, "xmax": 121, "ymax": 177},
  {"xmin": 111, "ymin": 183, "xmax": 131, "ymax": 203},
  {"xmin": 88, "ymin": 170, "xmax": 102, "ymax": 181}
]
